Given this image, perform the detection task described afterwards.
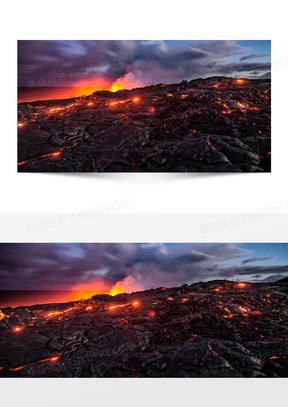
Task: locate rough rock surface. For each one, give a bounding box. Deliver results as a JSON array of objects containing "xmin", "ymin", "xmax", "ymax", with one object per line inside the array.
[
  {"xmin": 18, "ymin": 77, "xmax": 271, "ymax": 172},
  {"xmin": 0, "ymin": 279, "xmax": 286, "ymax": 377}
]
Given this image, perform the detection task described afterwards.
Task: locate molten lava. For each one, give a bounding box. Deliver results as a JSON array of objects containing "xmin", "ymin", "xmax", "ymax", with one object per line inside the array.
[
  {"xmin": 110, "ymin": 79, "xmax": 124, "ymax": 93},
  {"xmin": 110, "ymin": 283, "xmax": 124, "ymax": 296},
  {"xmin": 14, "ymin": 327, "xmax": 23, "ymax": 332}
]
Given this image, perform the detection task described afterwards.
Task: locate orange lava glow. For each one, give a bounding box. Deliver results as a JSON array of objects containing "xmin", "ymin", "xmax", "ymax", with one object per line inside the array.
[
  {"xmin": 72, "ymin": 76, "xmax": 112, "ymax": 98},
  {"xmin": 86, "ymin": 306, "xmax": 92, "ymax": 310},
  {"xmin": 69, "ymin": 280, "xmax": 112, "ymax": 301},
  {"xmin": 236, "ymin": 79, "xmax": 244, "ymax": 84},
  {"xmin": 238, "ymin": 283, "xmax": 246, "ymax": 288},
  {"xmin": 237, "ymin": 102, "xmax": 246, "ymax": 108},
  {"xmin": 18, "ymin": 150, "xmax": 62, "ymax": 166},
  {"xmin": 48, "ymin": 107, "xmax": 65, "ymax": 113},
  {"xmin": 110, "ymin": 282, "xmax": 124, "ymax": 296},
  {"xmin": 108, "ymin": 301, "xmax": 140, "ymax": 311},
  {"xmin": 109, "ymin": 97, "xmax": 140, "ymax": 107},
  {"xmin": 110, "ymin": 79, "xmax": 124, "ymax": 93},
  {"xmin": 14, "ymin": 327, "xmax": 23, "ymax": 332},
  {"xmin": 87, "ymin": 102, "xmax": 93, "ymax": 106},
  {"xmin": 239, "ymin": 306, "xmax": 248, "ymax": 313},
  {"xmin": 10, "ymin": 356, "xmax": 60, "ymax": 371},
  {"xmin": 18, "ymin": 122, "xmax": 26, "ymax": 127}
]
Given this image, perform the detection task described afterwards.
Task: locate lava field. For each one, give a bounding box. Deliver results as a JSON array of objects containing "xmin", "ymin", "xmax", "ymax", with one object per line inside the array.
[
  {"xmin": 0, "ymin": 278, "xmax": 287, "ymax": 377},
  {"xmin": 18, "ymin": 77, "xmax": 271, "ymax": 172}
]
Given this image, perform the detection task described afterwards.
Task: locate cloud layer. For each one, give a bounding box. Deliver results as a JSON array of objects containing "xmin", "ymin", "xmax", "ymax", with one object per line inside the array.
[
  {"xmin": 18, "ymin": 40, "xmax": 271, "ymax": 88},
  {"xmin": 0, "ymin": 243, "xmax": 286, "ymax": 293}
]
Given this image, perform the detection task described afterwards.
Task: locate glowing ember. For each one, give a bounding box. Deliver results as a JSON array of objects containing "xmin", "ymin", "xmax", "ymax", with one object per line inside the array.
[
  {"xmin": 133, "ymin": 98, "xmax": 139, "ymax": 102},
  {"xmin": 108, "ymin": 300, "xmax": 140, "ymax": 311},
  {"xmin": 237, "ymin": 102, "xmax": 246, "ymax": 108},
  {"xmin": 87, "ymin": 102, "xmax": 93, "ymax": 106},
  {"xmin": 48, "ymin": 107, "xmax": 64, "ymax": 113},
  {"xmin": 149, "ymin": 107, "xmax": 155, "ymax": 112},
  {"xmin": 14, "ymin": 327, "xmax": 23, "ymax": 332},
  {"xmin": 86, "ymin": 306, "xmax": 92, "ymax": 310},
  {"xmin": 238, "ymin": 283, "xmax": 246, "ymax": 288},
  {"xmin": 239, "ymin": 306, "xmax": 248, "ymax": 313},
  {"xmin": 18, "ymin": 150, "xmax": 62, "ymax": 166},
  {"xmin": 236, "ymin": 79, "xmax": 244, "ymax": 84},
  {"xmin": 18, "ymin": 123, "xmax": 26, "ymax": 127},
  {"xmin": 47, "ymin": 311, "xmax": 62, "ymax": 317},
  {"xmin": 10, "ymin": 356, "xmax": 60, "ymax": 371},
  {"xmin": 148, "ymin": 311, "xmax": 155, "ymax": 317}
]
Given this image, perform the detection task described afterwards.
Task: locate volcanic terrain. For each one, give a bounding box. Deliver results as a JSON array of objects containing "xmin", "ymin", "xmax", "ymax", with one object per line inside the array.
[
  {"xmin": 18, "ymin": 77, "xmax": 271, "ymax": 172},
  {"xmin": 0, "ymin": 278, "xmax": 287, "ymax": 377}
]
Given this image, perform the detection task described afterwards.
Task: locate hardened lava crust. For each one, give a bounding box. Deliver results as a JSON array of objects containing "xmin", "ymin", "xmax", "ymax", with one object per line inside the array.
[
  {"xmin": 18, "ymin": 77, "xmax": 271, "ymax": 172},
  {"xmin": 0, "ymin": 278, "xmax": 287, "ymax": 377}
]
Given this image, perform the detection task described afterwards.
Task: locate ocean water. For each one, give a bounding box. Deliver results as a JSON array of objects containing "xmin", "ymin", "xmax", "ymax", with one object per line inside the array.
[{"xmin": 0, "ymin": 290, "xmax": 92, "ymax": 308}]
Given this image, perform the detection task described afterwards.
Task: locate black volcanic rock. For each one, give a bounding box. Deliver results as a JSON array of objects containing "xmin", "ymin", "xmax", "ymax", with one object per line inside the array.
[
  {"xmin": 18, "ymin": 77, "xmax": 271, "ymax": 172},
  {"xmin": 0, "ymin": 279, "xmax": 287, "ymax": 377}
]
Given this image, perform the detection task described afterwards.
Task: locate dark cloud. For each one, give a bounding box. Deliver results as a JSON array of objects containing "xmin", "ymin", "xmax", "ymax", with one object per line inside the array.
[
  {"xmin": 242, "ymin": 256, "xmax": 276, "ymax": 265},
  {"xmin": 216, "ymin": 265, "xmax": 288, "ymax": 280},
  {"xmin": 18, "ymin": 40, "xmax": 271, "ymax": 89},
  {"xmin": 240, "ymin": 53, "xmax": 270, "ymax": 62}
]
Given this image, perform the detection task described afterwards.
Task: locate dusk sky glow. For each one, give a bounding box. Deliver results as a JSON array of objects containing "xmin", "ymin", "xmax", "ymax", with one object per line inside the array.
[
  {"xmin": 18, "ymin": 40, "xmax": 271, "ymax": 102},
  {"xmin": 0, "ymin": 243, "xmax": 286, "ymax": 296}
]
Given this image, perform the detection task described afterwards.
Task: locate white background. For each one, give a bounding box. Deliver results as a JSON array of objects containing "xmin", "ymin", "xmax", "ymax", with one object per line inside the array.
[{"xmin": 1, "ymin": 0, "xmax": 288, "ymax": 406}]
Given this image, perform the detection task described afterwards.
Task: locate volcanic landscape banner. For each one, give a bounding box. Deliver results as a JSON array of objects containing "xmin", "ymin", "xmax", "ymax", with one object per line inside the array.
[
  {"xmin": 17, "ymin": 40, "xmax": 271, "ymax": 172},
  {"xmin": 0, "ymin": 242, "xmax": 287, "ymax": 378}
]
